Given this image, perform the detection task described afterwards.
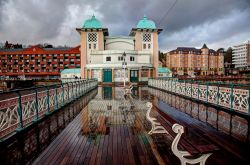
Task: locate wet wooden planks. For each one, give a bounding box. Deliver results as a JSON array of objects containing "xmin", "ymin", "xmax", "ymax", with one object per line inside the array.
[{"xmin": 33, "ymin": 107, "xmax": 166, "ymax": 165}]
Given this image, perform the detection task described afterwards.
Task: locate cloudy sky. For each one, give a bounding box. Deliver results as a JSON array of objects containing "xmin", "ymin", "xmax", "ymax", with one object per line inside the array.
[{"xmin": 0, "ymin": 0, "xmax": 250, "ymax": 52}]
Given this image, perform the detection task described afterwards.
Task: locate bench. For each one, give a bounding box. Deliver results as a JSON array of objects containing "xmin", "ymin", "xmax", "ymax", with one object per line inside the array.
[
  {"xmin": 148, "ymin": 102, "xmax": 219, "ymax": 165},
  {"xmin": 146, "ymin": 102, "xmax": 169, "ymax": 135}
]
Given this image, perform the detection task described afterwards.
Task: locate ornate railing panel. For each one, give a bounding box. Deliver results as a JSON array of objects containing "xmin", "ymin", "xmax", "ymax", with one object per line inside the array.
[
  {"xmin": 0, "ymin": 79, "xmax": 98, "ymax": 139},
  {"xmin": 148, "ymin": 78, "xmax": 250, "ymax": 114},
  {"xmin": 0, "ymin": 97, "xmax": 19, "ymax": 138}
]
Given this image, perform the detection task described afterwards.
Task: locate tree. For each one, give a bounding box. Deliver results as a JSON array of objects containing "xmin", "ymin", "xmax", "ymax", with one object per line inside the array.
[
  {"xmin": 224, "ymin": 47, "xmax": 232, "ymax": 63},
  {"xmin": 159, "ymin": 51, "xmax": 165, "ymax": 62}
]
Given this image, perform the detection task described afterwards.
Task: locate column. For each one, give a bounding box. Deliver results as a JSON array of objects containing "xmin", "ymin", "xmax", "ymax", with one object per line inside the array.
[
  {"xmin": 112, "ymin": 68, "xmax": 114, "ymax": 82},
  {"xmin": 128, "ymin": 68, "xmax": 130, "ymax": 82},
  {"xmin": 112, "ymin": 87, "xmax": 115, "ymax": 99},
  {"xmin": 139, "ymin": 67, "xmax": 142, "ymax": 82},
  {"xmin": 100, "ymin": 68, "xmax": 103, "ymax": 82},
  {"xmin": 89, "ymin": 69, "xmax": 92, "ymax": 79},
  {"xmin": 85, "ymin": 68, "xmax": 88, "ymax": 79},
  {"xmin": 148, "ymin": 69, "xmax": 151, "ymax": 78}
]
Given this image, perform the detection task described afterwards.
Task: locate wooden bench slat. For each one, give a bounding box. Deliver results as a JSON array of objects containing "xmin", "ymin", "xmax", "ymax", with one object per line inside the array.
[{"xmin": 153, "ymin": 104, "xmax": 219, "ymax": 155}]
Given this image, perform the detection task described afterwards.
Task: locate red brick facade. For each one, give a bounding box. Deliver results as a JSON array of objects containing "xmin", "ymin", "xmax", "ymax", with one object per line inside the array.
[{"xmin": 0, "ymin": 45, "xmax": 80, "ymax": 79}]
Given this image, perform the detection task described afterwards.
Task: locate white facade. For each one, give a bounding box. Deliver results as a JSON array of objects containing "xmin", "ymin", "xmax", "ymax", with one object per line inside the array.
[
  {"xmin": 77, "ymin": 15, "xmax": 162, "ymax": 82},
  {"xmin": 232, "ymin": 41, "xmax": 250, "ymax": 68}
]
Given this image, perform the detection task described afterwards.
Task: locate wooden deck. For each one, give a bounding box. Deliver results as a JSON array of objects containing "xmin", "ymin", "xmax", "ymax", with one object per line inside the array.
[{"xmin": 33, "ymin": 92, "xmax": 250, "ymax": 165}]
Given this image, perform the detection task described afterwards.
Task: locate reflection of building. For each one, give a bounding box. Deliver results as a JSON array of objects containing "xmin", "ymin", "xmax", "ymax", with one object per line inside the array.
[
  {"xmin": 0, "ymin": 45, "xmax": 80, "ymax": 79},
  {"xmin": 76, "ymin": 15, "xmax": 162, "ymax": 82},
  {"xmin": 165, "ymin": 44, "xmax": 224, "ymax": 76},
  {"xmin": 232, "ymin": 41, "xmax": 250, "ymax": 68},
  {"xmin": 81, "ymin": 87, "xmax": 152, "ymax": 135}
]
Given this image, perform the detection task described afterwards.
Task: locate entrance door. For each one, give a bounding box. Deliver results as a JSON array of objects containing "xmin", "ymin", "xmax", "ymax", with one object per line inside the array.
[
  {"xmin": 103, "ymin": 69, "xmax": 112, "ymax": 82},
  {"xmin": 130, "ymin": 70, "xmax": 139, "ymax": 82}
]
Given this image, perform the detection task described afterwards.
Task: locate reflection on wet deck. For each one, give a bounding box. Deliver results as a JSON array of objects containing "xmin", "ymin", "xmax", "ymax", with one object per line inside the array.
[{"xmin": 33, "ymin": 86, "xmax": 250, "ymax": 165}]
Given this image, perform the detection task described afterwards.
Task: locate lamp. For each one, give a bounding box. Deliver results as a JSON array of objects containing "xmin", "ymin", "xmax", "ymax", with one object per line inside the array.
[{"xmin": 122, "ymin": 52, "xmax": 127, "ymax": 87}]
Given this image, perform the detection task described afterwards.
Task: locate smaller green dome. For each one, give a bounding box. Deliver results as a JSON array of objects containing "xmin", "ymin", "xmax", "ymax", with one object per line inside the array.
[
  {"xmin": 137, "ymin": 15, "xmax": 156, "ymax": 29},
  {"xmin": 83, "ymin": 15, "xmax": 102, "ymax": 28}
]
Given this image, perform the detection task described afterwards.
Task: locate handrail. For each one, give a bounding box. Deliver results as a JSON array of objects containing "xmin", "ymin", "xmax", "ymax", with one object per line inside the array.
[
  {"xmin": 148, "ymin": 78, "xmax": 250, "ymax": 114},
  {"xmin": 0, "ymin": 79, "xmax": 98, "ymax": 139}
]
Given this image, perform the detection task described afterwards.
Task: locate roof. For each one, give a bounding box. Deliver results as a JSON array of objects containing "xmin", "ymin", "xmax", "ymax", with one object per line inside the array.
[
  {"xmin": 83, "ymin": 15, "xmax": 102, "ymax": 29},
  {"xmin": 0, "ymin": 45, "xmax": 80, "ymax": 55},
  {"xmin": 136, "ymin": 15, "xmax": 156, "ymax": 29},
  {"xmin": 158, "ymin": 67, "xmax": 172, "ymax": 73},
  {"xmin": 202, "ymin": 43, "xmax": 208, "ymax": 49},
  {"xmin": 61, "ymin": 69, "xmax": 81, "ymax": 74},
  {"xmin": 176, "ymin": 47, "xmax": 200, "ymax": 52}
]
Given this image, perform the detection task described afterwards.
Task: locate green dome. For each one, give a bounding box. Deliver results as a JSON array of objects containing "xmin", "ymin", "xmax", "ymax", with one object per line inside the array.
[
  {"xmin": 83, "ymin": 15, "xmax": 102, "ymax": 28},
  {"xmin": 136, "ymin": 15, "xmax": 156, "ymax": 29}
]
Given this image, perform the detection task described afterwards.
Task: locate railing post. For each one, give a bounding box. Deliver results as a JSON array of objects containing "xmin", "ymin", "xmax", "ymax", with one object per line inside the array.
[
  {"xmin": 34, "ymin": 89, "xmax": 39, "ymax": 121},
  {"xmin": 171, "ymin": 79, "xmax": 172, "ymax": 92},
  {"xmin": 67, "ymin": 83, "xmax": 70, "ymax": 102},
  {"xmin": 191, "ymin": 80, "xmax": 193, "ymax": 98},
  {"xmin": 248, "ymin": 88, "xmax": 250, "ymax": 114},
  {"xmin": 198, "ymin": 81, "xmax": 200, "ymax": 100},
  {"xmin": 16, "ymin": 91, "xmax": 24, "ymax": 131},
  {"xmin": 206, "ymin": 82, "xmax": 209, "ymax": 102},
  {"xmin": 71, "ymin": 82, "xmax": 74, "ymax": 100},
  {"xmin": 62, "ymin": 83, "xmax": 65, "ymax": 106},
  {"xmin": 46, "ymin": 86, "xmax": 50, "ymax": 114},
  {"xmin": 184, "ymin": 80, "xmax": 187, "ymax": 96},
  {"xmin": 230, "ymin": 83, "xmax": 234, "ymax": 111},
  {"xmin": 217, "ymin": 82, "xmax": 220, "ymax": 106},
  {"xmin": 55, "ymin": 86, "xmax": 58, "ymax": 110},
  {"xmin": 75, "ymin": 81, "xmax": 78, "ymax": 98}
]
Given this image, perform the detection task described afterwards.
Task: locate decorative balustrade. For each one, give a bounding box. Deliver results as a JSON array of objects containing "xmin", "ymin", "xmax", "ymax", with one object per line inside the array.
[
  {"xmin": 148, "ymin": 78, "xmax": 250, "ymax": 114},
  {"xmin": 0, "ymin": 79, "xmax": 98, "ymax": 139}
]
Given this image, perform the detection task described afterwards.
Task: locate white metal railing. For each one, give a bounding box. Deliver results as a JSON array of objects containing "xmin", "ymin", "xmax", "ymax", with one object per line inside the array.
[
  {"xmin": 148, "ymin": 78, "xmax": 250, "ymax": 114},
  {"xmin": 0, "ymin": 79, "xmax": 98, "ymax": 139}
]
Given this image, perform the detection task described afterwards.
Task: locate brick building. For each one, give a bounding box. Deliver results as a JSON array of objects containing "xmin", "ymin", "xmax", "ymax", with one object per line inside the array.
[
  {"xmin": 165, "ymin": 44, "xmax": 224, "ymax": 76},
  {"xmin": 0, "ymin": 45, "xmax": 80, "ymax": 79}
]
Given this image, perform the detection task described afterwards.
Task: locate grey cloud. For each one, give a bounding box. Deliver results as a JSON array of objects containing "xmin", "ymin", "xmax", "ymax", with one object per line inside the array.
[{"xmin": 0, "ymin": 0, "xmax": 249, "ymax": 50}]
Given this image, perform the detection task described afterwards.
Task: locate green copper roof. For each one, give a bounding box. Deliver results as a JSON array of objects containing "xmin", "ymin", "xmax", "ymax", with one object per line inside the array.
[
  {"xmin": 158, "ymin": 67, "xmax": 172, "ymax": 73},
  {"xmin": 61, "ymin": 68, "xmax": 81, "ymax": 74},
  {"xmin": 136, "ymin": 15, "xmax": 156, "ymax": 29},
  {"xmin": 83, "ymin": 15, "xmax": 102, "ymax": 28}
]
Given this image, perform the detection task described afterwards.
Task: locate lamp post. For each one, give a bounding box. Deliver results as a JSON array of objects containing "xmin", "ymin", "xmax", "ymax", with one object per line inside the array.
[{"xmin": 122, "ymin": 52, "xmax": 127, "ymax": 87}]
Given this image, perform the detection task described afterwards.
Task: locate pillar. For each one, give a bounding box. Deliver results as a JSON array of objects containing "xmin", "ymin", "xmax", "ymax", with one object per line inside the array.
[
  {"xmin": 128, "ymin": 68, "xmax": 130, "ymax": 82},
  {"xmin": 100, "ymin": 68, "xmax": 103, "ymax": 82},
  {"xmin": 85, "ymin": 69, "xmax": 88, "ymax": 79},
  {"xmin": 89, "ymin": 69, "xmax": 92, "ymax": 79},
  {"xmin": 112, "ymin": 68, "xmax": 114, "ymax": 82},
  {"xmin": 112, "ymin": 87, "xmax": 115, "ymax": 99},
  {"xmin": 139, "ymin": 67, "xmax": 142, "ymax": 82},
  {"xmin": 148, "ymin": 69, "xmax": 151, "ymax": 78}
]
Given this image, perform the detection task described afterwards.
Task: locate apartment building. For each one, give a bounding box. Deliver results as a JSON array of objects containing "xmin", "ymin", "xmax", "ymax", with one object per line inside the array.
[
  {"xmin": 165, "ymin": 44, "xmax": 224, "ymax": 76},
  {"xmin": 232, "ymin": 41, "xmax": 250, "ymax": 68},
  {"xmin": 0, "ymin": 45, "xmax": 80, "ymax": 79}
]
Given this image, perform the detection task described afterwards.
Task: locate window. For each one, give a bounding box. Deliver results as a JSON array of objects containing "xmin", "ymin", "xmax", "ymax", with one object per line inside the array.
[
  {"xmin": 143, "ymin": 44, "xmax": 146, "ymax": 49},
  {"xmin": 130, "ymin": 56, "xmax": 135, "ymax": 61},
  {"xmin": 118, "ymin": 56, "xmax": 123, "ymax": 61},
  {"xmin": 148, "ymin": 44, "xmax": 151, "ymax": 49},
  {"xmin": 143, "ymin": 33, "xmax": 151, "ymax": 42},
  {"xmin": 93, "ymin": 44, "xmax": 96, "ymax": 49},
  {"xmin": 89, "ymin": 44, "xmax": 91, "ymax": 49},
  {"xmin": 106, "ymin": 56, "xmax": 111, "ymax": 61},
  {"xmin": 88, "ymin": 33, "xmax": 97, "ymax": 42}
]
